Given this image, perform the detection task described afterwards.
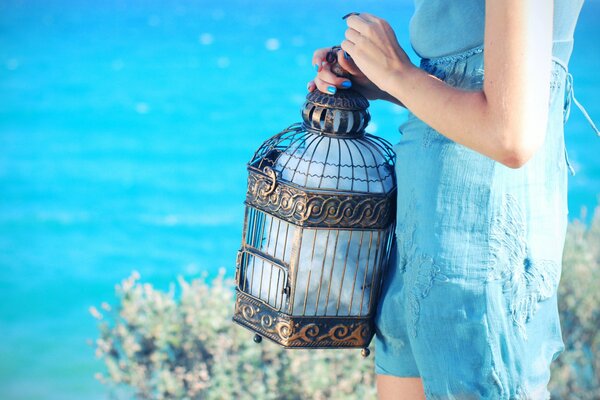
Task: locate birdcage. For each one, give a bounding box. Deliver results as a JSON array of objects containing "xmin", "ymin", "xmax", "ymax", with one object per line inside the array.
[{"xmin": 232, "ymin": 60, "xmax": 397, "ymax": 357}]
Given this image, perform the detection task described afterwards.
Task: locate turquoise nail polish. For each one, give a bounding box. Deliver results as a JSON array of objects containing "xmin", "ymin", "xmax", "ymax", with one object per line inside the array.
[
  {"xmin": 341, "ymin": 80, "xmax": 352, "ymax": 88},
  {"xmin": 314, "ymin": 63, "xmax": 319, "ymax": 71},
  {"xmin": 327, "ymin": 86, "xmax": 337, "ymax": 94}
]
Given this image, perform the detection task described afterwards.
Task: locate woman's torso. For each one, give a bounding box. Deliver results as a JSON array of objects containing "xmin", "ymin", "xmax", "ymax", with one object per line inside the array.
[
  {"xmin": 392, "ymin": 0, "xmax": 595, "ymax": 353},
  {"xmin": 394, "ymin": 49, "xmax": 571, "ymax": 287},
  {"xmin": 409, "ymin": 0, "xmax": 585, "ymax": 66}
]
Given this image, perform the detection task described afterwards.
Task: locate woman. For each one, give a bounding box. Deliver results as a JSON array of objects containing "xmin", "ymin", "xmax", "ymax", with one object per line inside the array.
[{"xmin": 308, "ymin": 1, "xmax": 597, "ymax": 399}]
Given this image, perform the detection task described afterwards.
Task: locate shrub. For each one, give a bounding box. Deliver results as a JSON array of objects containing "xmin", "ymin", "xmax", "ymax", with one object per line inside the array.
[
  {"xmin": 91, "ymin": 270, "xmax": 376, "ymax": 400},
  {"xmin": 91, "ymin": 207, "xmax": 600, "ymax": 399},
  {"xmin": 549, "ymin": 206, "xmax": 600, "ymax": 399}
]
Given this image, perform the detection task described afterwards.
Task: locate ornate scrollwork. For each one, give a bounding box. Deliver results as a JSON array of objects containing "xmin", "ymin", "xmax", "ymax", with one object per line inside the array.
[
  {"xmin": 318, "ymin": 323, "xmax": 370, "ymax": 344},
  {"xmin": 304, "ymin": 88, "xmax": 369, "ymax": 110},
  {"xmin": 233, "ymin": 291, "xmax": 373, "ymax": 348},
  {"xmin": 304, "ymin": 195, "xmax": 393, "ymax": 228},
  {"xmin": 283, "ymin": 323, "xmax": 321, "ymax": 343},
  {"xmin": 246, "ymin": 170, "xmax": 395, "ymax": 229},
  {"xmin": 246, "ymin": 171, "xmax": 307, "ymax": 222},
  {"xmin": 262, "ymin": 167, "xmax": 278, "ymax": 196}
]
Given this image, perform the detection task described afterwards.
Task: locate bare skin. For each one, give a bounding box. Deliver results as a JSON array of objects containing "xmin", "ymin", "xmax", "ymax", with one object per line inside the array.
[
  {"xmin": 309, "ymin": 0, "xmax": 554, "ymax": 398},
  {"xmin": 309, "ymin": 0, "xmax": 554, "ymax": 169},
  {"xmin": 377, "ymin": 376, "xmax": 426, "ymax": 400}
]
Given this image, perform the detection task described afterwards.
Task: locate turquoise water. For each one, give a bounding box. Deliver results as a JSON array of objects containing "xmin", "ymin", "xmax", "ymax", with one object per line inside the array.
[{"xmin": 0, "ymin": 0, "xmax": 598, "ymax": 398}]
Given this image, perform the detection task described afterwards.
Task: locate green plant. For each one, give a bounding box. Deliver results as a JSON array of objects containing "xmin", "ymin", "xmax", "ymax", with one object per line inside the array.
[
  {"xmin": 91, "ymin": 207, "xmax": 600, "ymax": 399},
  {"xmin": 549, "ymin": 206, "xmax": 600, "ymax": 399},
  {"xmin": 91, "ymin": 269, "xmax": 376, "ymax": 400}
]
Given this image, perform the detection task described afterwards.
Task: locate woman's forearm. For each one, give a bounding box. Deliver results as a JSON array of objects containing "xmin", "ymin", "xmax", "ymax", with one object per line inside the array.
[
  {"xmin": 382, "ymin": 0, "xmax": 552, "ymax": 169},
  {"xmin": 342, "ymin": 0, "xmax": 553, "ymax": 169},
  {"xmin": 378, "ymin": 90, "xmax": 405, "ymax": 107},
  {"xmin": 382, "ymin": 66, "xmax": 506, "ymax": 162}
]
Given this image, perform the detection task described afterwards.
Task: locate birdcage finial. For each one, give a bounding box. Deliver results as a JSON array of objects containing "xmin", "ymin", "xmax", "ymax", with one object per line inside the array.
[
  {"xmin": 301, "ymin": 89, "xmax": 370, "ymax": 137},
  {"xmin": 301, "ymin": 47, "xmax": 370, "ymax": 138}
]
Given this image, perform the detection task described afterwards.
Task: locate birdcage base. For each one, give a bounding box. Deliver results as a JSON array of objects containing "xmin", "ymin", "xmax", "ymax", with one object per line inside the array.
[{"xmin": 233, "ymin": 290, "xmax": 374, "ymax": 349}]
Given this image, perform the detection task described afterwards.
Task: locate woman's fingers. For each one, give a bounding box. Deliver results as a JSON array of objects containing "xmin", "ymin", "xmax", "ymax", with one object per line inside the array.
[
  {"xmin": 350, "ymin": 12, "xmax": 386, "ymax": 29},
  {"xmin": 307, "ymin": 80, "xmax": 316, "ymax": 92},
  {"xmin": 344, "ymin": 28, "xmax": 362, "ymax": 45},
  {"xmin": 312, "ymin": 48, "xmax": 330, "ymax": 72},
  {"xmin": 345, "ymin": 13, "xmax": 393, "ymax": 40},
  {"xmin": 335, "ymin": 49, "xmax": 361, "ymax": 76},
  {"xmin": 345, "ymin": 14, "xmax": 372, "ymax": 34},
  {"xmin": 353, "ymin": 12, "xmax": 379, "ymax": 23},
  {"xmin": 340, "ymin": 39, "xmax": 356, "ymax": 57},
  {"xmin": 314, "ymin": 76, "xmax": 336, "ymax": 94},
  {"xmin": 319, "ymin": 62, "xmax": 350, "ymax": 85},
  {"xmin": 312, "ymin": 62, "xmax": 352, "ymax": 93}
]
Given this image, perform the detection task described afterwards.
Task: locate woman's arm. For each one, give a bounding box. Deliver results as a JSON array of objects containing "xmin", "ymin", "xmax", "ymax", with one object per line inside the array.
[{"xmin": 341, "ymin": 0, "xmax": 554, "ymax": 168}]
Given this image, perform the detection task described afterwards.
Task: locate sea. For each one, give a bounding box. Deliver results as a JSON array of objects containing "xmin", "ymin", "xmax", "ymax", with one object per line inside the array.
[{"xmin": 1, "ymin": 0, "xmax": 599, "ymax": 398}]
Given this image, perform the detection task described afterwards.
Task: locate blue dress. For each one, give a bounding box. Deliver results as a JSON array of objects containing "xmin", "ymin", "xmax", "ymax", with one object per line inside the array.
[{"xmin": 373, "ymin": 1, "xmax": 599, "ymax": 399}]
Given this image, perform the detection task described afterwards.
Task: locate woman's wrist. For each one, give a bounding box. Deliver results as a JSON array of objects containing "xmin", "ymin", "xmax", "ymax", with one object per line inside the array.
[
  {"xmin": 379, "ymin": 62, "xmax": 417, "ymax": 104},
  {"xmin": 379, "ymin": 90, "xmax": 406, "ymax": 107}
]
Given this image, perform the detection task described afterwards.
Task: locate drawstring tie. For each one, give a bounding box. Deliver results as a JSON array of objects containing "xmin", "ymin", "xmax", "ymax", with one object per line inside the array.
[{"xmin": 563, "ymin": 71, "xmax": 600, "ymax": 176}]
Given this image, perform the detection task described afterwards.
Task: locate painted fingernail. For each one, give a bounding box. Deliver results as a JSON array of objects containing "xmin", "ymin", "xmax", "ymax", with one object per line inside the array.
[
  {"xmin": 342, "ymin": 12, "xmax": 360, "ymax": 20},
  {"xmin": 314, "ymin": 63, "xmax": 319, "ymax": 71},
  {"xmin": 341, "ymin": 80, "xmax": 352, "ymax": 88},
  {"xmin": 327, "ymin": 86, "xmax": 337, "ymax": 94},
  {"xmin": 343, "ymin": 51, "xmax": 350, "ymax": 60}
]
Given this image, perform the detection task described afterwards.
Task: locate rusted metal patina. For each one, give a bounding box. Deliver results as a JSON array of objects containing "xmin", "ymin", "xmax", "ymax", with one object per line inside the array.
[{"xmin": 232, "ymin": 49, "xmax": 397, "ymax": 356}]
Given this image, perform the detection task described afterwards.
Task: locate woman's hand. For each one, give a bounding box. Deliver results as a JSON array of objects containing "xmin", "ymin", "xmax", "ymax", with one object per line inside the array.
[
  {"xmin": 307, "ymin": 47, "xmax": 406, "ymax": 107},
  {"xmin": 340, "ymin": 1, "xmax": 554, "ymax": 169},
  {"xmin": 340, "ymin": 13, "xmax": 415, "ymax": 95},
  {"xmin": 307, "ymin": 47, "xmax": 386, "ymax": 100}
]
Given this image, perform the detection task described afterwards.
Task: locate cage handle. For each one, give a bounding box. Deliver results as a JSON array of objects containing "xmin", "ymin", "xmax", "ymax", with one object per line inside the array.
[{"xmin": 325, "ymin": 45, "xmax": 352, "ymax": 79}]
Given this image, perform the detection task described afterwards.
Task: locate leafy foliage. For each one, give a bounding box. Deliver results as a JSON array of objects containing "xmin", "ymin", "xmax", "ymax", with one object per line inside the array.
[
  {"xmin": 550, "ymin": 206, "xmax": 600, "ymax": 399},
  {"xmin": 91, "ymin": 269, "xmax": 376, "ymax": 400},
  {"xmin": 91, "ymin": 208, "xmax": 600, "ymax": 399}
]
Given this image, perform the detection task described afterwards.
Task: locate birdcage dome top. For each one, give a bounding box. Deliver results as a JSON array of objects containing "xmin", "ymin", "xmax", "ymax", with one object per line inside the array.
[
  {"xmin": 249, "ymin": 123, "xmax": 396, "ymax": 194},
  {"xmin": 301, "ymin": 89, "xmax": 371, "ymax": 138}
]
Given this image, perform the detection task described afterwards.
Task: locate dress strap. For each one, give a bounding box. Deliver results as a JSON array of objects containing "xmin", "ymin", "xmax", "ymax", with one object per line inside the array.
[
  {"xmin": 562, "ymin": 71, "xmax": 600, "ymax": 176},
  {"xmin": 564, "ymin": 72, "xmax": 600, "ymax": 136}
]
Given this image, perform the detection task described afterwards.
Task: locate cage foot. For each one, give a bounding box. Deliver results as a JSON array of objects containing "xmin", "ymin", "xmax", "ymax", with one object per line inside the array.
[
  {"xmin": 253, "ymin": 334, "xmax": 263, "ymax": 344},
  {"xmin": 361, "ymin": 347, "xmax": 370, "ymax": 358}
]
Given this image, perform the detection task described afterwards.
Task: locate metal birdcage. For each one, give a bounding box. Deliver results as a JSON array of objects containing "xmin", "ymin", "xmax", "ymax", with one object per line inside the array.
[{"xmin": 233, "ymin": 57, "xmax": 397, "ymax": 356}]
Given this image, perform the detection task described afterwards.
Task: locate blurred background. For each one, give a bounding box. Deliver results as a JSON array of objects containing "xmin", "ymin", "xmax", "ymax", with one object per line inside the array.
[{"xmin": 1, "ymin": 0, "xmax": 598, "ymax": 398}]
